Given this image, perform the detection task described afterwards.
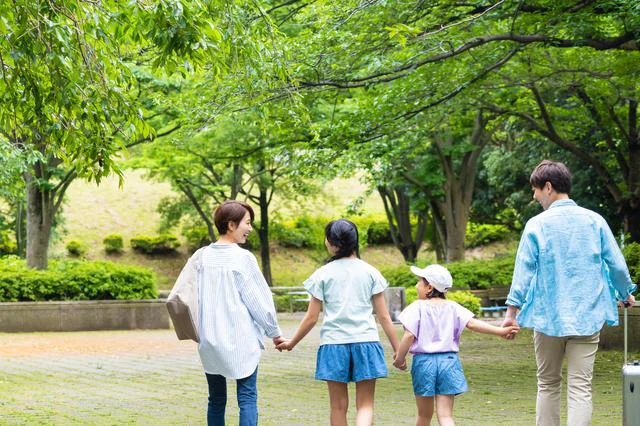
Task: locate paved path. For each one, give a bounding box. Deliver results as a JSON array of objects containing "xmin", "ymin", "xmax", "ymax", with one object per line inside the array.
[
  {"xmin": 0, "ymin": 319, "xmax": 418, "ymax": 425},
  {"xmin": 0, "ymin": 316, "xmax": 624, "ymax": 425}
]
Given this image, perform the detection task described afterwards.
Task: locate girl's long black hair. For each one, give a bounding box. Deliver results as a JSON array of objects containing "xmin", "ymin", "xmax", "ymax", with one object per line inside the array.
[{"xmin": 325, "ymin": 219, "xmax": 360, "ymax": 262}]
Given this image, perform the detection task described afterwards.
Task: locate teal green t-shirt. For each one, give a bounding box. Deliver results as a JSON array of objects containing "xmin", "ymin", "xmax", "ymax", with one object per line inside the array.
[{"xmin": 304, "ymin": 258, "xmax": 388, "ymax": 345}]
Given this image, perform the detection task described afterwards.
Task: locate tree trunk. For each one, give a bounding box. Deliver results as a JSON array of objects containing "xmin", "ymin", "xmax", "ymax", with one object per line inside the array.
[
  {"xmin": 257, "ymin": 187, "xmax": 273, "ymax": 286},
  {"xmin": 25, "ymin": 173, "xmax": 53, "ymax": 270},
  {"xmin": 431, "ymin": 111, "xmax": 489, "ymax": 262},
  {"xmin": 15, "ymin": 200, "xmax": 26, "ymax": 257},
  {"xmin": 378, "ymin": 185, "xmax": 426, "ymax": 263},
  {"xmin": 623, "ymin": 201, "xmax": 640, "ymax": 243}
]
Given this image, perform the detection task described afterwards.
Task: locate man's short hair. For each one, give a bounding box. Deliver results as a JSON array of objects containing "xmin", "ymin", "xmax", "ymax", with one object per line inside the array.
[
  {"xmin": 530, "ymin": 160, "xmax": 572, "ymax": 194},
  {"xmin": 213, "ymin": 200, "xmax": 255, "ymax": 235}
]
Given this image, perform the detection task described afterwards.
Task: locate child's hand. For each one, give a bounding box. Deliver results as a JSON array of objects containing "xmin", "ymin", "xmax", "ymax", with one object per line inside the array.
[
  {"xmin": 272, "ymin": 336, "xmax": 285, "ymax": 351},
  {"xmin": 393, "ymin": 353, "xmax": 407, "ymax": 370},
  {"xmin": 276, "ymin": 339, "xmax": 294, "ymax": 352},
  {"xmin": 501, "ymin": 325, "xmax": 520, "ymax": 340}
]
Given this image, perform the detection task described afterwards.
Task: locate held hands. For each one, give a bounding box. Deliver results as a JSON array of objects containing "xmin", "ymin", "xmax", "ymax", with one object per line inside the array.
[
  {"xmin": 272, "ymin": 336, "xmax": 285, "ymax": 352},
  {"xmin": 501, "ymin": 325, "xmax": 520, "ymax": 340},
  {"xmin": 393, "ymin": 352, "xmax": 407, "ymax": 371},
  {"xmin": 501, "ymin": 316, "xmax": 519, "ymax": 340},
  {"xmin": 275, "ymin": 339, "xmax": 295, "ymax": 352}
]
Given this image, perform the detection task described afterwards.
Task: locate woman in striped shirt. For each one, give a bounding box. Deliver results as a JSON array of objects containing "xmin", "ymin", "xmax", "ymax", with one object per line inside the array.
[{"xmin": 195, "ymin": 200, "xmax": 282, "ymax": 426}]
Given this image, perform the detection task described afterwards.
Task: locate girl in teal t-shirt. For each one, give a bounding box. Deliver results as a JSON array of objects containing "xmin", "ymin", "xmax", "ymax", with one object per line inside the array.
[{"xmin": 277, "ymin": 219, "xmax": 400, "ymax": 425}]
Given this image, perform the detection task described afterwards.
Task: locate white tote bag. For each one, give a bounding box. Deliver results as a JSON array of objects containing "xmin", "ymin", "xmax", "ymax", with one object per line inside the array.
[{"xmin": 166, "ymin": 247, "xmax": 206, "ymax": 342}]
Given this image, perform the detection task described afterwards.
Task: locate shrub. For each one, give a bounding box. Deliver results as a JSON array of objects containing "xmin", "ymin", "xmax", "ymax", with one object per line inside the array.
[
  {"xmin": 465, "ymin": 223, "xmax": 514, "ymax": 248},
  {"xmin": 405, "ymin": 286, "xmax": 418, "ymax": 304},
  {"xmin": 623, "ymin": 242, "xmax": 640, "ymax": 292},
  {"xmin": 382, "ymin": 255, "xmax": 515, "ymax": 290},
  {"xmin": 448, "ymin": 290, "xmax": 482, "ymax": 316},
  {"xmin": 66, "ymin": 240, "xmax": 87, "ymax": 257},
  {"xmin": 103, "ymin": 234, "xmax": 124, "ymax": 254},
  {"xmin": 182, "ymin": 226, "xmax": 211, "ymax": 252},
  {"xmin": 367, "ymin": 221, "xmax": 393, "ymax": 245},
  {"xmin": 130, "ymin": 234, "xmax": 180, "ymax": 254},
  {"xmin": 0, "ymin": 258, "xmax": 157, "ymax": 302},
  {"xmin": 271, "ymin": 222, "xmax": 308, "ymax": 248},
  {"xmin": 0, "ymin": 231, "xmax": 16, "ymax": 255},
  {"xmin": 447, "ymin": 256, "xmax": 515, "ymax": 289},
  {"xmin": 403, "ymin": 288, "xmax": 481, "ymax": 316}
]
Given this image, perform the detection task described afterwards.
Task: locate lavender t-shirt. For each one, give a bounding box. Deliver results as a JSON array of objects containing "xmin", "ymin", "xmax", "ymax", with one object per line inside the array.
[{"xmin": 398, "ymin": 300, "xmax": 474, "ymax": 354}]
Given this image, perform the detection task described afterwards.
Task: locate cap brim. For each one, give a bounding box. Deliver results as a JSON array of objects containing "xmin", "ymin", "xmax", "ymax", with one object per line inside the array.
[{"xmin": 410, "ymin": 266, "xmax": 424, "ymax": 277}]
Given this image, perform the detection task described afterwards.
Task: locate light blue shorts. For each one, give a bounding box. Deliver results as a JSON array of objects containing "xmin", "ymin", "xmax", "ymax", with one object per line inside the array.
[
  {"xmin": 315, "ymin": 342, "xmax": 388, "ymax": 383},
  {"xmin": 411, "ymin": 352, "xmax": 468, "ymax": 397}
]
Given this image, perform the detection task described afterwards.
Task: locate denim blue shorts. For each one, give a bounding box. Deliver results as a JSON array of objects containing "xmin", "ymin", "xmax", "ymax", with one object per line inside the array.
[
  {"xmin": 315, "ymin": 342, "xmax": 388, "ymax": 383},
  {"xmin": 411, "ymin": 352, "xmax": 468, "ymax": 397}
]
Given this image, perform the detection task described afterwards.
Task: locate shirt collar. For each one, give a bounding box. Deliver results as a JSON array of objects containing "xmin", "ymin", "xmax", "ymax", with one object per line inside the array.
[{"xmin": 549, "ymin": 199, "xmax": 576, "ymax": 209}]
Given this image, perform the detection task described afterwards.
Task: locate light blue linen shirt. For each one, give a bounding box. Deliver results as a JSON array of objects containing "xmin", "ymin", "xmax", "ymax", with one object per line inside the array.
[
  {"xmin": 304, "ymin": 258, "xmax": 388, "ymax": 345},
  {"xmin": 507, "ymin": 199, "xmax": 636, "ymax": 337}
]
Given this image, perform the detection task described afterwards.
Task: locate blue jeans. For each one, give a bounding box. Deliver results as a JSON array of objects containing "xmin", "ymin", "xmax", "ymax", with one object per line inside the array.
[{"xmin": 205, "ymin": 368, "xmax": 258, "ymax": 426}]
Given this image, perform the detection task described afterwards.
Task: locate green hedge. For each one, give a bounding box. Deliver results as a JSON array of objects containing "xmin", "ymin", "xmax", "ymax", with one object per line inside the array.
[
  {"xmin": 0, "ymin": 256, "xmax": 157, "ymax": 302},
  {"xmin": 181, "ymin": 226, "xmax": 211, "ymax": 252},
  {"xmin": 465, "ymin": 223, "xmax": 514, "ymax": 248},
  {"xmin": 0, "ymin": 231, "xmax": 16, "ymax": 255},
  {"xmin": 404, "ymin": 287, "xmax": 481, "ymax": 316},
  {"xmin": 367, "ymin": 221, "xmax": 393, "ymax": 245},
  {"xmin": 623, "ymin": 242, "xmax": 640, "ymax": 292},
  {"xmin": 131, "ymin": 234, "xmax": 180, "ymax": 254},
  {"xmin": 66, "ymin": 240, "xmax": 87, "ymax": 257},
  {"xmin": 383, "ymin": 255, "xmax": 516, "ymax": 290},
  {"xmin": 103, "ymin": 234, "xmax": 124, "ymax": 254}
]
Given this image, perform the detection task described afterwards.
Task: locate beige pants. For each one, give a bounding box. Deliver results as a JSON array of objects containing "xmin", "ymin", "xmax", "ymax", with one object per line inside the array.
[{"xmin": 534, "ymin": 331, "xmax": 600, "ymax": 426}]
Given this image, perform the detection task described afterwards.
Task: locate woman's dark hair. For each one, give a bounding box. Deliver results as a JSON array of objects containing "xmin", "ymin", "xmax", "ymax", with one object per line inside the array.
[
  {"xmin": 325, "ymin": 219, "xmax": 360, "ymax": 262},
  {"xmin": 213, "ymin": 200, "xmax": 255, "ymax": 235},
  {"xmin": 529, "ymin": 160, "xmax": 572, "ymax": 194}
]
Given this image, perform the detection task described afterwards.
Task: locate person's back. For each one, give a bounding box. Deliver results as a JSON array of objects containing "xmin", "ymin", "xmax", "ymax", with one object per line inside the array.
[
  {"xmin": 400, "ymin": 299, "xmax": 471, "ymax": 354},
  {"xmin": 503, "ymin": 160, "xmax": 636, "ymax": 426},
  {"xmin": 199, "ymin": 243, "xmax": 278, "ymax": 378},
  {"xmin": 306, "ymin": 257, "xmax": 386, "ymax": 344},
  {"xmin": 510, "ymin": 199, "xmax": 631, "ymax": 336}
]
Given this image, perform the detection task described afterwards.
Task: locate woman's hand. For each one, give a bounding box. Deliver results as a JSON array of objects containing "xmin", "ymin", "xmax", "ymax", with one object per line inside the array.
[
  {"xmin": 275, "ymin": 339, "xmax": 295, "ymax": 352},
  {"xmin": 272, "ymin": 336, "xmax": 285, "ymax": 351}
]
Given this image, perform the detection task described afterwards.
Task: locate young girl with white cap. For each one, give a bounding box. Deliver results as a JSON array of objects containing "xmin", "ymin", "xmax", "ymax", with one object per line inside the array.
[{"xmin": 393, "ymin": 264, "xmax": 519, "ymax": 426}]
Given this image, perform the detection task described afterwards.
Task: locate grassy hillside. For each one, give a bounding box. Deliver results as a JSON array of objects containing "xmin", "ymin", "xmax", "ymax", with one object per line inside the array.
[{"xmin": 51, "ymin": 170, "xmax": 514, "ymax": 290}]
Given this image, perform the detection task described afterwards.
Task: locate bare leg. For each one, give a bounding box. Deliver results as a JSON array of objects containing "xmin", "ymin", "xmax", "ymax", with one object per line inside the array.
[
  {"xmin": 327, "ymin": 381, "xmax": 349, "ymax": 426},
  {"xmin": 355, "ymin": 379, "xmax": 376, "ymax": 426},
  {"xmin": 435, "ymin": 395, "xmax": 455, "ymax": 426},
  {"xmin": 415, "ymin": 396, "xmax": 435, "ymax": 426}
]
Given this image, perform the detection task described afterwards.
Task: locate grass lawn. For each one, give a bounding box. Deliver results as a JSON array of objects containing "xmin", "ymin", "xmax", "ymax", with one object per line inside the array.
[{"xmin": 0, "ymin": 324, "xmax": 635, "ymax": 425}]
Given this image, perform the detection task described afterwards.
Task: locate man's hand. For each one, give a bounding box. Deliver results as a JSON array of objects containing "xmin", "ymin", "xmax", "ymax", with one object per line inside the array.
[
  {"xmin": 501, "ymin": 305, "xmax": 520, "ymax": 340},
  {"xmin": 619, "ymin": 293, "xmax": 636, "ymax": 308}
]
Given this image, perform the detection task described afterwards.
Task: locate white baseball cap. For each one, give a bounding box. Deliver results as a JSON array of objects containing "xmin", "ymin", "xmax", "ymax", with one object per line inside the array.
[{"xmin": 410, "ymin": 264, "xmax": 453, "ymax": 293}]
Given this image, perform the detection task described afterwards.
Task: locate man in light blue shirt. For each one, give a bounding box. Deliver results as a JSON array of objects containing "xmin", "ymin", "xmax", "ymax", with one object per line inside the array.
[{"xmin": 503, "ymin": 160, "xmax": 636, "ymax": 426}]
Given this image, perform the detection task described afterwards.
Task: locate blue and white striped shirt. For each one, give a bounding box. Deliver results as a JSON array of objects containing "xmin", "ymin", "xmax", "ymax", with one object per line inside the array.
[{"xmin": 197, "ymin": 243, "xmax": 281, "ymax": 379}]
